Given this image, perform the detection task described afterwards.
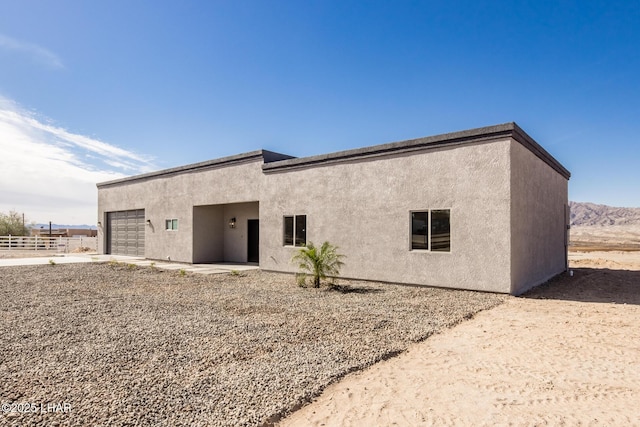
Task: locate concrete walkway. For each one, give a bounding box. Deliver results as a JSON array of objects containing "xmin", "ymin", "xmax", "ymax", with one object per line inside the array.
[{"xmin": 0, "ymin": 253, "xmax": 259, "ymax": 275}]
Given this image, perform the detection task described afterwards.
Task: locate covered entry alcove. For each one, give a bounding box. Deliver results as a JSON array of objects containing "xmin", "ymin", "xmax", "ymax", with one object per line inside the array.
[{"xmin": 192, "ymin": 201, "xmax": 259, "ymax": 264}]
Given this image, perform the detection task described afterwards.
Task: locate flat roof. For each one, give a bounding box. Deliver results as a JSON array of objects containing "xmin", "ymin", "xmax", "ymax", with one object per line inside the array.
[
  {"xmin": 97, "ymin": 150, "xmax": 294, "ymax": 188},
  {"xmin": 97, "ymin": 122, "xmax": 570, "ymax": 189},
  {"xmin": 262, "ymin": 122, "xmax": 570, "ymax": 179}
]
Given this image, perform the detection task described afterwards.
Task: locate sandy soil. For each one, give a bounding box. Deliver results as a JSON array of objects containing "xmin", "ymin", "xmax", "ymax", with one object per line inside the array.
[
  {"xmin": 0, "ymin": 248, "xmax": 95, "ymax": 259},
  {"xmin": 0, "ymin": 249, "xmax": 61, "ymax": 258},
  {"xmin": 278, "ymin": 252, "xmax": 640, "ymax": 426},
  {"xmin": 570, "ymin": 224, "xmax": 640, "ymax": 251},
  {"xmin": 570, "ymin": 250, "xmax": 640, "ymax": 270}
]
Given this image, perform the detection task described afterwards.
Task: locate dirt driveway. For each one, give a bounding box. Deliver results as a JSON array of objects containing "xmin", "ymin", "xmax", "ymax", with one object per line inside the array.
[{"xmin": 279, "ymin": 262, "xmax": 640, "ymax": 426}]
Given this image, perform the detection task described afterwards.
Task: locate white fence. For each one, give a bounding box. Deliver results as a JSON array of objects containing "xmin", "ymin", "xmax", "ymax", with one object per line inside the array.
[{"xmin": 0, "ymin": 236, "xmax": 97, "ymax": 253}]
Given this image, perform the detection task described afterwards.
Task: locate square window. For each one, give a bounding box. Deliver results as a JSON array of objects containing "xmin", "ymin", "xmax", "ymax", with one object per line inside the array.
[
  {"xmin": 166, "ymin": 219, "xmax": 178, "ymax": 231},
  {"xmin": 410, "ymin": 210, "xmax": 450, "ymax": 252},
  {"xmin": 283, "ymin": 215, "xmax": 307, "ymax": 246}
]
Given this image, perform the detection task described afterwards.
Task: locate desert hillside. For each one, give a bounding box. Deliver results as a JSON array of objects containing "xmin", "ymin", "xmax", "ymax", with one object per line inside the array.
[
  {"xmin": 570, "ymin": 201, "xmax": 640, "ymax": 226},
  {"xmin": 570, "ymin": 202, "xmax": 640, "ymax": 250}
]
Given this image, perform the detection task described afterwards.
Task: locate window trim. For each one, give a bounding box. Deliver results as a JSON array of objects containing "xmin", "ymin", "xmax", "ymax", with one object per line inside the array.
[
  {"xmin": 409, "ymin": 209, "xmax": 451, "ymax": 252},
  {"xmin": 165, "ymin": 218, "xmax": 178, "ymax": 231},
  {"xmin": 283, "ymin": 214, "xmax": 307, "ymax": 247}
]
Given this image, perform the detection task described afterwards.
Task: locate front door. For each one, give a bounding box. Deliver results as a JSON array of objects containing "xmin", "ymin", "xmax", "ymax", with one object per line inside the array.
[{"xmin": 247, "ymin": 219, "xmax": 259, "ymax": 263}]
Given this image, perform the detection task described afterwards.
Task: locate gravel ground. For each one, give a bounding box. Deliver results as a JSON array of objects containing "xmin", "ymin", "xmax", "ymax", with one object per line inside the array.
[{"xmin": 0, "ymin": 263, "xmax": 505, "ymax": 426}]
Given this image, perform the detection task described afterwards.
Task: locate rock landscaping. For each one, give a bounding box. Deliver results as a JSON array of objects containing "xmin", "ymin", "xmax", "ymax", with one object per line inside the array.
[{"xmin": 0, "ymin": 263, "xmax": 505, "ymax": 426}]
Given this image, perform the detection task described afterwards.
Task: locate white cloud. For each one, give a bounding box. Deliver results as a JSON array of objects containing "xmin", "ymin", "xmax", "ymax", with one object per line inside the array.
[
  {"xmin": 0, "ymin": 34, "xmax": 64, "ymax": 69},
  {"xmin": 0, "ymin": 97, "xmax": 155, "ymax": 225}
]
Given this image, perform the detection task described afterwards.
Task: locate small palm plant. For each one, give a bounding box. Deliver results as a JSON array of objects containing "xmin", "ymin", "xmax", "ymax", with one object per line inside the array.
[{"xmin": 292, "ymin": 241, "xmax": 345, "ymax": 288}]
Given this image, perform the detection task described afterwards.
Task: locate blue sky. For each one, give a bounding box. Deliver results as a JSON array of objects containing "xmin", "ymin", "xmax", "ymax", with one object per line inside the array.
[{"xmin": 1, "ymin": 1, "xmax": 639, "ymax": 224}]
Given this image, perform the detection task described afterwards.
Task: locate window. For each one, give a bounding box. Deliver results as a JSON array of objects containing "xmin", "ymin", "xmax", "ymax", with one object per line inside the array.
[
  {"xmin": 165, "ymin": 219, "xmax": 178, "ymax": 231},
  {"xmin": 411, "ymin": 210, "xmax": 450, "ymax": 252},
  {"xmin": 283, "ymin": 215, "xmax": 306, "ymax": 246},
  {"xmin": 430, "ymin": 210, "xmax": 450, "ymax": 252},
  {"xmin": 295, "ymin": 215, "xmax": 306, "ymax": 246},
  {"xmin": 411, "ymin": 212, "xmax": 428, "ymax": 250},
  {"xmin": 283, "ymin": 216, "xmax": 294, "ymax": 246}
]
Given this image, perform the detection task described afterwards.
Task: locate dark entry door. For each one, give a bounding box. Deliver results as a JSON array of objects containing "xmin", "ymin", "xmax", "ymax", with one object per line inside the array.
[{"xmin": 247, "ymin": 219, "xmax": 259, "ymax": 263}]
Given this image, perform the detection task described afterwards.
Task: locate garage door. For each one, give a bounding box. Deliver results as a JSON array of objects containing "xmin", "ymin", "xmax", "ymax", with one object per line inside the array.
[{"xmin": 106, "ymin": 209, "xmax": 145, "ymax": 256}]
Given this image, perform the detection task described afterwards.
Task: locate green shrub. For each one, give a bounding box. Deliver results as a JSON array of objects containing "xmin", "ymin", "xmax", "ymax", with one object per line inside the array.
[
  {"xmin": 0, "ymin": 210, "xmax": 32, "ymax": 236},
  {"xmin": 295, "ymin": 273, "xmax": 307, "ymax": 287},
  {"xmin": 291, "ymin": 241, "xmax": 345, "ymax": 288},
  {"xmin": 48, "ymin": 259, "xmax": 56, "ymax": 266}
]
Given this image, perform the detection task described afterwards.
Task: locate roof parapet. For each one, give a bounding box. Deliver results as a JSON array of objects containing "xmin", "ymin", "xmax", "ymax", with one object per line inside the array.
[
  {"xmin": 97, "ymin": 123, "xmax": 570, "ymax": 189},
  {"xmin": 262, "ymin": 122, "xmax": 570, "ymax": 180},
  {"xmin": 97, "ymin": 149, "xmax": 294, "ymax": 188}
]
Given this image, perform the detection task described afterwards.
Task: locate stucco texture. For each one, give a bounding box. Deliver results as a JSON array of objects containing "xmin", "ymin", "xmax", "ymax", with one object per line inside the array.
[
  {"xmin": 97, "ymin": 125, "xmax": 569, "ymax": 294},
  {"xmin": 509, "ymin": 140, "xmax": 568, "ymax": 294},
  {"xmin": 98, "ymin": 159, "xmax": 265, "ymax": 263},
  {"xmin": 260, "ymin": 139, "xmax": 513, "ymax": 292}
]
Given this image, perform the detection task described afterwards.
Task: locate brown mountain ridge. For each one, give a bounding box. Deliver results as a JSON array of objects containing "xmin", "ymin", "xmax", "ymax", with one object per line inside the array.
[{"xmin": 569, "ymin": 201, "xmax": 640, "ymax": 227}]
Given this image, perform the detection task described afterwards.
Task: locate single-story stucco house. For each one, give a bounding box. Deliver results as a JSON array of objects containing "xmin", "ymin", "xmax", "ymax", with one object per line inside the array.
[{"xmin": 96, "ymin": 122, "xmax": 570, "ymax": 295}]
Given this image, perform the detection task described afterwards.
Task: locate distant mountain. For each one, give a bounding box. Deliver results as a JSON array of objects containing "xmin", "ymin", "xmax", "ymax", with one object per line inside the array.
[
  {"xmin": 570, "ymin": 202, "xmax": 640, "ymax": 227},
  {"xmin": 33, "ymin": 223, "xmax": 97, "ymax": 230}
]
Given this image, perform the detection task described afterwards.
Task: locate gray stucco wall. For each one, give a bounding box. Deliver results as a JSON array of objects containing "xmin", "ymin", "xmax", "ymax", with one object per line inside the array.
[
  {"xmin": 260, "ymin": 139, "xmax": 513, "ymax": 292},
  {"xmin": 97, "ymin": 125, "xmax": 569, "ymax": 294},
  {"xmin": 220, "ymin": 202, "xmax": 259, "ymax": 263},
  {"xmin": 193, "ymin": 205, "xmax": 224, "ymax": 263},
  {"xmin": 191, "ymin": 202, "xmax": 259, "ymax": 263},
  {"xmin": 98, "ymin": 158, "xmax": 264, "ymax": 263},
  {"xmin": 509, "ymin": 140, "xmax": 568, "ymax": 295}
]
